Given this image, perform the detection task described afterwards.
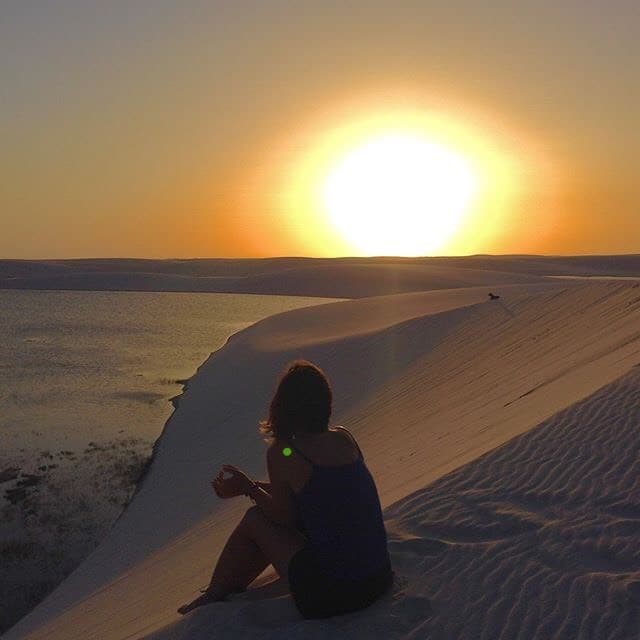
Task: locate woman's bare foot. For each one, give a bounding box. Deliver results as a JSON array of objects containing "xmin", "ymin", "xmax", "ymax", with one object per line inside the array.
[
  {"xmin": 177, "ymin": 582, "xmax": 251, "ymax": 615},
  {"xmin": 177, "ymin": 590, "xmax": 224, "ymax": 615}
]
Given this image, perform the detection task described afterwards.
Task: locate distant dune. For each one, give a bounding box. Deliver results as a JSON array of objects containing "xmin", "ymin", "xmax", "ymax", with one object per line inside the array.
[
  {"xmin": 1, "ymin": 255, "xmax": 638, "ymax": 298},
  {"xmin": 5, "ymin": 280, "xmax": 640, "ymax": 639}
]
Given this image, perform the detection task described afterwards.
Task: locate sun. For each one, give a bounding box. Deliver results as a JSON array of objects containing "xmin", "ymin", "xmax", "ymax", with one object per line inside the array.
[
  {"xmin": 319, "ymin": 132, "xmax": 479, "ymax": 256},
  {"xmin": 249, "ymin": 100, "xmax": 536, "ymax": 257}
]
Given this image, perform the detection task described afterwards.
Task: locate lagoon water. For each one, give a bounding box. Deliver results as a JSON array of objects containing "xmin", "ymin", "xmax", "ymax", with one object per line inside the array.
[
  {"xmin": 1, "ymin": 289, "xmax": 338, "ymax": 456},
  {"xmin": 0, "ymin": 289, "xmax": 339, "ymax": 632}
]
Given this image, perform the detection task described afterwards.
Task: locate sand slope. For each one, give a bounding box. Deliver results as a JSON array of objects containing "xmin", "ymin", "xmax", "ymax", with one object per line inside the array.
[
  {"xmin": 381, "ymin": 365, "xmax": 640, "ymax": 639},
  {"xmin": 5, "ymin": 281, "xmax": 640, "ymax": 639}
]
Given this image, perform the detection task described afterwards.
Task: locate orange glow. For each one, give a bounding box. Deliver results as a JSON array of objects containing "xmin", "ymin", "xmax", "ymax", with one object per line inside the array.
[{"xmin": 241, "ymin": 91, "xmax": 558, "ymax": 256}]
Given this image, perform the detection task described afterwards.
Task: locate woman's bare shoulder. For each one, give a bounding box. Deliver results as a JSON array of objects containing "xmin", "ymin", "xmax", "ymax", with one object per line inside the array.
[
  {"xmin": 330, "ymin": 425, "xmax": 354, "ymax": 441},
  {"xmin": 266, "ymin": 439, "xmax": 293, "ymax": 466},
  {"xmin": 330, "ymin": 425, "xmax": 362, "ymax": 458}
]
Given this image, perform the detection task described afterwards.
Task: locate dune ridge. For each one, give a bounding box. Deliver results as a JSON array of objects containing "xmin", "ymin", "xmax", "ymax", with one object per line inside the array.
[{"xmin": 4, "ymin": 281, "xmax": 640, "ymax": 639}]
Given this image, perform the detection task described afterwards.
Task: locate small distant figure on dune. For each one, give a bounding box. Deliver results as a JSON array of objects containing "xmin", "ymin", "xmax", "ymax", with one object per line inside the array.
[
  {"xmin": 488, "ymin": 292, "xmax": 501, "ymax": 300},
  {"xmin": 177, "ymin": 360, "xmax": 394, "ymax": 620}
]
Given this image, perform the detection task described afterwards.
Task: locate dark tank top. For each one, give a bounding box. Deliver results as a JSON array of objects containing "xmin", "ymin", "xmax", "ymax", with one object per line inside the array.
[{"xmin": 288, "ymin": 427, "xmax": 391, "ymax": 582}]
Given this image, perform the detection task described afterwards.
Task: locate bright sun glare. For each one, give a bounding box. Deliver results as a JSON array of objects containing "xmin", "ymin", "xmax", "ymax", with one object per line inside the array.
[
  {"xmin": 320, "ymin": 133, "xmax": 479, "ymax": 256},
  {"xmin": 260, "ymin": 103, "xmax": 532, "ymax": 257}
]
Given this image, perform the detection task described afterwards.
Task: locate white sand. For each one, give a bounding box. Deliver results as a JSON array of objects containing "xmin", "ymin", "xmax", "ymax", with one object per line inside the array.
[{"xmin": 5, "ymin": 279, "xmax": 640, "ymax": 639}]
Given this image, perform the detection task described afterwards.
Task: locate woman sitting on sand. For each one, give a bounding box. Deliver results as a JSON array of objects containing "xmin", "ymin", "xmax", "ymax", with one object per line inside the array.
[{"xmin": 178, "ymin": 359, "xmax": 394, "ymax": 619}]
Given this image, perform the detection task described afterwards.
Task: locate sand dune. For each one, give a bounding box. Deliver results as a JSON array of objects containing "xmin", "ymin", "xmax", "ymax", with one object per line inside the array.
[
  {"xmin": 5, "ymin": 281, "xmax": 640, "ymax": 639},
  {"xmin": 2, "ymin": 255, "xmax": 638, "ymax": 298},
  {"xmin": 2, "ymin": 254, "xmax": 639, "ymax": 279},
  {"xmin": 382, "ymin": 365, "xmax": 640, "ymax": 639},
  {"xmin": 0, "ymin": 263, "xmax": 544, "ymax": 298}
]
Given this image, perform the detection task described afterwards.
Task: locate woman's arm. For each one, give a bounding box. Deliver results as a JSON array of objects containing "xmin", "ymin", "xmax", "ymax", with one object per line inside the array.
[
  {"xmin": 212, "ymin": 470, "xmax": 270, "ymax": 499},
  {"xmin": 216, "ymin": 466, "xmax": 286, "ymax": 523},
  {"xmin": 243, "ymin": 446, "xmax": 297, "ymax": 527},
  {"xmin": 214, "ymin": 458, "xmax": 293, "ymax": 526}
]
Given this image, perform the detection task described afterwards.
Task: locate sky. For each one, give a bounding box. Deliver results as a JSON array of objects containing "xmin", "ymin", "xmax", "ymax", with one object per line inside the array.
[{"xmin": 1, "ymin": 1, "xmax": 638, "ymax": 258}]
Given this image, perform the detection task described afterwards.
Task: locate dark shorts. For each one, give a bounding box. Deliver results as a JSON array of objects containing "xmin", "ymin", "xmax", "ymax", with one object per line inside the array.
[{"xmin": 287, "ymin": 545, "xmax": 394, "ymax": 619}]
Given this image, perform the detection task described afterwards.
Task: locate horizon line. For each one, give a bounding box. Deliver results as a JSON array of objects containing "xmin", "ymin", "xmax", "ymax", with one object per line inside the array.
[{"xmin": 1, "ymin": 252, "xmax": 639, "ymax": 262}]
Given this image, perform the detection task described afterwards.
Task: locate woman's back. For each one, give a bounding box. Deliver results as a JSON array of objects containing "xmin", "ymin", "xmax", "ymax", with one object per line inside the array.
[{"xmin": 288, "ymin": 426, "xmax": 391, "ymax": 582}]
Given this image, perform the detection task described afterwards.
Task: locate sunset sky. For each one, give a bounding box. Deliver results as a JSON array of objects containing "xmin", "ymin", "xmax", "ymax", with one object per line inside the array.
[{"xmin": 1, "ymin": 1, "xmax": 638, "ymax": 258}]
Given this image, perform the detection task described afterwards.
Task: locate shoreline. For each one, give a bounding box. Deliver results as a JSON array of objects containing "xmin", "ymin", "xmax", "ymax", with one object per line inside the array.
[
  {"xmin": 125, "ymin": 290, "xmax": 348, "ymax": 508},
  {"xmin": 1, "ymin": 290, "xmax": 341, "ymax": 636},
  {"xmin": 128, "ymin": 332, "xmax": 237, "ymax": 505}
]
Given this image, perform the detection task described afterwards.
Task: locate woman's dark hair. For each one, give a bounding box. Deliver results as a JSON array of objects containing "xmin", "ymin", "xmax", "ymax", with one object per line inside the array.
[{"xmin": 259, "ymin": 360, "xmax": 332, "ymax": 441}]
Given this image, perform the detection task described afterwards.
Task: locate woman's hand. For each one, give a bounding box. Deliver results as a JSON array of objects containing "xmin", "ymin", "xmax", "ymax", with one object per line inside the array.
[{"xmin": 211, "ymin": 464, "xmax": 253, "ymax": 499}]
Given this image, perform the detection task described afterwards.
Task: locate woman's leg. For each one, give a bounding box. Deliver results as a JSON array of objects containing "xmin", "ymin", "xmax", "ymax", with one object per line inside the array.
[
  {"xmin": 204, "ymin": 523, "xmax": 270, "ymax": 598},
  {"xmin": 178, "ymin": 506, "xmax": 307, "ymax": 614},
  {"xmin": 208, "ymin": 506, "xmax": 307, "ymax": 594}
]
